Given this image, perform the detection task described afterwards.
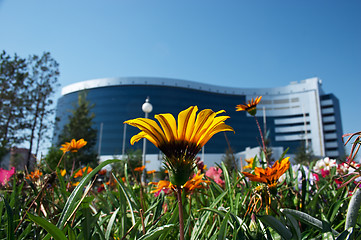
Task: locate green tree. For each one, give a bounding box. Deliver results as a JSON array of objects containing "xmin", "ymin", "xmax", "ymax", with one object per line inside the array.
[
  {"xmin": 0, "ymin": 51, "xmax": 29, "ymax": 152},
  {"xmin": 294, "ymin": 141, "xmax": 315, "ymax": 166},
  {"xmin": 26, "ymin": 52, "xmax": 59, "ymax": 164},
  {"xmin": 57, "ymin": 91, "xmax": 98, "ymax": 169}
]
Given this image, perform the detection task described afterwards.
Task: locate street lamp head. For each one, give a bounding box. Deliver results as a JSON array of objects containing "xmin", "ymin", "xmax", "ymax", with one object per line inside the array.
[{"xmin": 142, "ymin": 97, "xmax": 153, "ymax": 113}]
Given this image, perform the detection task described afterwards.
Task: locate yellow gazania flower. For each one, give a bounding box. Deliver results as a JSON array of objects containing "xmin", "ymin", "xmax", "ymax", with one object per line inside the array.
[
  {"xmin": 73, "ymin": 166, "xmax": 93, "ymax": 178},
  {"xmin": 60, "ymin": 169, "xmax": 66, "ymax": 176},
  {"xmin": 243, "ymin": 158, "xmax": 254, "ymax": 170},
  {"xmin": 242, "ymin": 157, "xmax": 290, "ymax": 194},
  {"xmin": 236, "ymin": 96, "xmax": 262, "ymax": 116},
  {"xmin": 124, "ymin": 106, "xmax": 234, "ymax": 186},
  {"xmin": 60, "ymin": 139, "xmax": 87, "ymax": 153},
  {"xmin": 134, "ymin": 166, "xmax": 146, "ymax": 172}
]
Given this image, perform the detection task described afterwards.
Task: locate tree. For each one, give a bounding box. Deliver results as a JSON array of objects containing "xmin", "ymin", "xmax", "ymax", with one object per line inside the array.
[
  {"xmin": 294, "ymin": 141, "xmax": 315, "ymax": 166},
  {"xmin": 57, "ymin": 91, "xmax": 98, "ymax": 169},
  {"xmin": 0, "ymin": 51, "xmax": 29, "ymax": 153},
  {"xmin": 25, "ymin": 52, "xmax": 59, "ymax": 164}
]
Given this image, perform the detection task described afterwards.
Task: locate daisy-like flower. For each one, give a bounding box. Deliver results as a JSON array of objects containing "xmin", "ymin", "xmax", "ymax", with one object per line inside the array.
[
  {"xmin": 124, "ymin": 106, "xmax": 234, "ymax": 186},
  {"xmin": 242, "ymin": 157, "xmax": 290, "ymax": 194},
  {"xmin": 236, "ymin": 96, "xmax": 262, "ymax": 116},
  {"xmin": 26, "ymin": 169, "xmax": 43, "ymax": 181},
  {"xmin": 73, "ymin": 166, "xmax": 93, "ymax": 178},
  {"xmin": 60, "ymin": 139, "xmax": 87, "ymax": 153},
  {"xmin": 243, "ymin": 157, "xmax": 254, "ymax": 170},
  {"xmin": 134, "ymin": 166, "xmax": 146, "ymax": 172},
  {"xmin": 150, "ymin": 171, "xmax": 210, "ymax": 196},
  {"xmin": 183, "ymin": 171, "xmax": 210, "ymax": 192}
]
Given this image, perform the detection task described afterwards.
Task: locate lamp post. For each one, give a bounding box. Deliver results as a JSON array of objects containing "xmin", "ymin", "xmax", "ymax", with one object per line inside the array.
[{"xmin": 141, "ymin": 97, "xmax": 153, "ymax": 184}]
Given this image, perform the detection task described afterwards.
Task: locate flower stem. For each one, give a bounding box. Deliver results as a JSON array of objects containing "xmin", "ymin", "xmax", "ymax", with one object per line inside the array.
[
  {"xmin": 176, "ymin": 186, "xmax": 185, "ymax": 240},
  {"xmin": 254, "ymin": 116, "xmax": 269, "ymax": 165}
]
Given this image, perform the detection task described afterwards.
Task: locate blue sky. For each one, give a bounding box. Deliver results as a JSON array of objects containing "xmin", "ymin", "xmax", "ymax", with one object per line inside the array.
[{"xmin": 0, "ymin": 0, "xmax": 360, "ymax": 154}]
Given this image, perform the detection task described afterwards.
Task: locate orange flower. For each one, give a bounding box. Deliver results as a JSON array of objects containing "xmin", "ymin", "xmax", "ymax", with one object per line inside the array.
[
  {"xmin": 74, "ymin": 166, "xmax": 93, "ymax": 178},
  {"xmin": 98, "ymin": 169, "xmax": 107, "ymax": 175},
  {"xmin": 236, "ymin": 96, "xmax": 262, "ymax": 116},
  {"xmin": 242, "ymin": 157, "xmax": 290, "ymax": 194},
  {"xmin": 147, "ymin": 170, "xmax": 156, "ymax": 174},
  {"xmin": 26, "ymin": 169, "xmax": 43, "ymax": 180},
  {"xmin": 183, "ymin": 171, "xmax": 210, "ymax": 192},
  {"xmin": 150, "ymin": 171, "xmax": 210, "ymax": 196},
  {"xmin": 150, "ymin": 180, "xmax": 173, "ymax": 194},
  {"xmin": 60, "ymin": 139, "xmax": 87, "ymax": 153},
  {"xmin": 60, "ymin": 169, "xmax": 66, "ymax": 176},
  {"xmin": 134, "ymin": 166, "xmax": 145, "ymax": 172}
]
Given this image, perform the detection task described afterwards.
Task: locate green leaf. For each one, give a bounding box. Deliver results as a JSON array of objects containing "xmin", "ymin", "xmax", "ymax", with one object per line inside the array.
[
  {"xmin": 257, "ymin": 214, "xmax": 293, "ymax": 240},
  {"xmin": 56, "ymin": 159, "xmax": 120, "ymax": 229},
  {"xmin": 27, "ymin": 213, "xmax": 67, "ymax": 240},
  {"xmin": 284, "ymin": 213, "xmax": 301, "ymax": 240},
  {"xmin": 113, "ymin": 173, "xmax": 137, "ymax": 225},
  {"xmin": 281, "ymin": 208, "xmax": 339, "ymax": 236},
  {"xmin": 105, "ymin": 207, "xmax": 120, "ymax": 240},
  {"xmin": 3, "ymin": 197, "xmax": 14, "ymax": 240},
  {"xmin": 137, "ymin": 224, "xmax": 175, "ymax": 240},
  {"xmin": 218, "ymin": 211, "xmax": 230, "ymax": 240}
]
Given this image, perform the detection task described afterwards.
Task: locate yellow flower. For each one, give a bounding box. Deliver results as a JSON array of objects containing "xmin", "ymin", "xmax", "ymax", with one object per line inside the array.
[
  {"xmin": 60, "ymin": 139, "xmax": 87, "ymax": 153},
  {"xmin": 243, "ymin": 158, "xmax": 254, "ymax": 170},
  {"xmin": 124, "ymin": 106, "xmax": 234, "ymax": 186},
  {"xmin": 60, "ymin": 169, "xmax": 66, "ymax": 176},
  {"xmin": 236, "ymin": 96, "xmax": 262, "ymax": 116},
  {"xmin": 134, "ymin": 166, "xmax": 146, "ymax": 172},
  {"xmin": 242, "ymin": 157, "xmax": 290, "ymax": 194}
]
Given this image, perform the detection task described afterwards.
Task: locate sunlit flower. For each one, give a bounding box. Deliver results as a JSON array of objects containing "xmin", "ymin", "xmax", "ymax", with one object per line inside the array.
[
  {"xmin": 243, "ymin": 158, "xmax": 254, "ymax": 170},
  {"xmin": 242, "ymin": 157, "xmax": 290, "ymax": 194},
  {"xmin": 183, "ymin": 171, "xmax": 210, "ymax": 192},
  {"xmin": 313, "ymin": 157, "xmax": 337, "ymax": 174},
  {"xmin": 0, "ymin": 167, "xmax": 15, "ymax": 185},
  {"xmin": 125, "ymin": 106, "xmax": 234, "ymax": 186},
  {"xmin": 236, "ymin": 96, "xmax": 262, "ymax": 116},
  {"xmin": 134, "ymin": 166, "xmax": 145, "ymax": 172},
  {"xmin": 26, "ymin": 169, "xmax": 43, "ymax": 180},
  {"xmin": 206, "ymin": 167, "xmax": 225, "ymax": 186},
  {"xmin": 60, "ymin": 169, "xmax": 66, "ymax": 177},
  {"xmin": 150, "ymin": 171, "xmax": 210, "ymax": 196},
  {"xmin": 73, "ymin": 166, "xmax": 93, "ymax": 178},
  {"xmin": 60, "ymin": 138, "xmax": 87, "ymax": 153},
  {"xmin": 150, "ymin": 180, "xmax": 173, "ymax": 197}
]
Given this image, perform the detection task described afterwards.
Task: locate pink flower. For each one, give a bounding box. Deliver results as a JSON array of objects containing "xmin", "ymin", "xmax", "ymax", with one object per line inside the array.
[
  {"xmin": 0, "ymin": 167, "xmax": 15, "ymax": 186},
  {"xmin": 206, "ymin": 167, "xmax": 225, "ymax": 186}
]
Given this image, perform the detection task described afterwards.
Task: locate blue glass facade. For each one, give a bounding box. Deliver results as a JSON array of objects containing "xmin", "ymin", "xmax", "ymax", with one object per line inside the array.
[
  {"xmin": 55, "ymin": 77, "xmax": 344, "ymax": 159},
  {"xmin": 55, "ymin": 85, "xmax": 262, "ymax": 155}
]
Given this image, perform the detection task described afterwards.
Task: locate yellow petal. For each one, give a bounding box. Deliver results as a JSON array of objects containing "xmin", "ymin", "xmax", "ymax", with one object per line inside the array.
[
  {"xmin": 124, "ymin": 118, "xmax": 166, "ymax": 145},
  {"xmin": 198, "ymin": 123, "xmax": 234, "ymax": 147},
  {"xmin": 130, "ymin": 131, "xmax": 160, "ymax": 147},
  {"xmin": 190, "ymin": 109, "xmax": 217, "ymax": 143},
  {"xmin": 177, "ymin": 106, "xmax": 198, "ymax": 141},
  {"xmin": 155, "ymin": 113, "xmax": 178, "ymax": 141}
]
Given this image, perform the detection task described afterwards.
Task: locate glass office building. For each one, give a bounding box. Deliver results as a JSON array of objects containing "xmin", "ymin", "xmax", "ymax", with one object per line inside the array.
[{"xmin": 54, "ymin": 77, "xmax": 344, "ymax": 168}]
